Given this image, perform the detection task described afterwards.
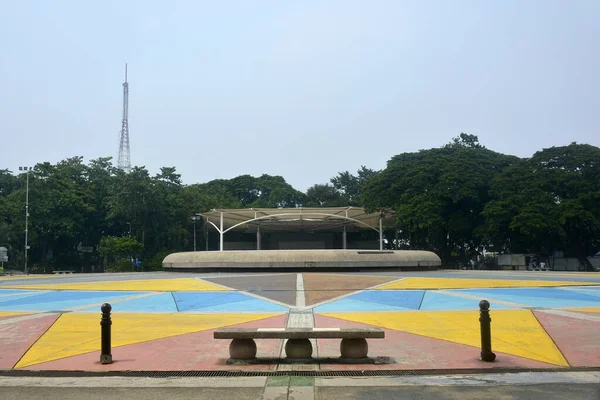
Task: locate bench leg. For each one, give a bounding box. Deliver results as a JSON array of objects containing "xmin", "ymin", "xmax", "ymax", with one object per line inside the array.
[
  {"xmin": 340, "ymin": 338, "xmax": 368, "ymax": 359},
  {"xmin": 285, "ymin": 339, "xmax": 313, "ymax": 359},
  {"xmin": 229, "ymin": 339, "xmax": 257, "ymax": 360}
]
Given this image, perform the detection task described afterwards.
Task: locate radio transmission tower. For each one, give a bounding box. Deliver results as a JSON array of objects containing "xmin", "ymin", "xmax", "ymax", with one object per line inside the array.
[{"xmin": 117, "ymin": 63, "xmax": 131, "ymax": 172}]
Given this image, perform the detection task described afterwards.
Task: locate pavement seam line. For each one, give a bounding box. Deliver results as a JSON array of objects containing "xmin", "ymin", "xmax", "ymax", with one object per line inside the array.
[
  {"xmin": 530, "ymin": 309, "xmax": 571, "ymax": 367},
  {"xmin": 417, "ymin": 290, "xmax": 426, "ymax": 310},
  {"xmin": 171, "ymin": 291, "xmax": 180, "ymax": 312},
  {"xmin": 11, "ymin": 312, "xmax": 63, "ymax": 369}
]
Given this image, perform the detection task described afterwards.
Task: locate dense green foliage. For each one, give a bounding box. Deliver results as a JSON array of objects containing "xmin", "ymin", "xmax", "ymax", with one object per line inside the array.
[
  {"xmin": 362, "ymin": 134, "xmax": 519, "ymax": 262},
  {"xmin": 1, "ymin": 135, "xmax": 598, "ymax": 271}
]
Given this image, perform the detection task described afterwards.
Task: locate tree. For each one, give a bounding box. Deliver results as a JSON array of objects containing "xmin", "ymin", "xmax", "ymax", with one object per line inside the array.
[
  {"xmin": 0, "ymin": 169, "xmax": 15, "ymax": 247},
  {"xmin": 98, "ymin": 236, "xmax": 144, "ymax": 270},
  {"xmin": 483, "ymin": 143, "xmax": 600, "ymax": 270},
  {"xmin": 201, "ymin": 174, "xmax": 304, "ymax": 208},
  {"xmin": 445, "ymin": 133, "xmax": 484, "ymax": 149},
  {"xmin": 3, "ymin": 158, "xmax": 91, "ymax": 268},
  {"xmin": 330, "ymin": 166, "xmax": 378, "ymax": 206},
  {"xmin": 362, "ymin": 141, "xmax": 518, "ymax": 263},
  {"xmin": 251, "ymin": 175, "xmax": 304, "ymax": 208},
  {"xmin": 305, "ymin": 184, "xmax": 345, "ymax": 207}
]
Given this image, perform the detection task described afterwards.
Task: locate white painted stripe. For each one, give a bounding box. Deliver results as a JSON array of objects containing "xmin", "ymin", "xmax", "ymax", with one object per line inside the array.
[
  {"xmin": 537, "ymin": 309, "xmax": 600, "ymax": 322},
  {"xmin": 296, "ymin": 273, "xmax": 305, "ymax": 308},
  {"xmin": 0, "ymin": 292, "xmax": 163, "ymax": 324},
  {"xmin": 0, "ymin": 290, "xmax": 52, "ymax": 298},
  {"xmin": 67, "ymin": 292, "xmax": 163, "ymax": 311},
  {"xmin": 557, "ymin": 286, "xmax": 600, "ymax": 293},
  {"xmin": 436, "ymin": 289, "xmax": 528, "ymax": 308},
  {"xmin": 0, "ymin": 312, "xmax": 61, "ymax": 326}
]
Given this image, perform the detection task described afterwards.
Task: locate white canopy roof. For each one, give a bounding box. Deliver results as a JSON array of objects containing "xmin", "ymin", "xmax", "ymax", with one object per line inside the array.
[{"xmin": 201, "ymin": 207, "xmax": 396, "ymax": 233}]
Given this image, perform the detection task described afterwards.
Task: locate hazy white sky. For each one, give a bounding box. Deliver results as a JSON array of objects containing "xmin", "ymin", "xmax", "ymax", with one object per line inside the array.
[{"xmin": 1, "ymin": 0, "xmax": 598, "ymax": 190}]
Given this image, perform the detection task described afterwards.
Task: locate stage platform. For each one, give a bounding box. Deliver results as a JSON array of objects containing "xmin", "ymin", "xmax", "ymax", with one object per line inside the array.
[{"xmin": 162, "ymin": 249, "xmax": 441, "ymax": 271}]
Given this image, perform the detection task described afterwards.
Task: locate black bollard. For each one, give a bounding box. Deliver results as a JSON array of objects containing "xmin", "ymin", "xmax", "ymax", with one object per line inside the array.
[
  {"xmin": 479, "ymin": 300, "xmax": 496, "ymax": 362},
  {"xmin": 100, "ymin": 303, "xmax": 113, "ymax": 364}
]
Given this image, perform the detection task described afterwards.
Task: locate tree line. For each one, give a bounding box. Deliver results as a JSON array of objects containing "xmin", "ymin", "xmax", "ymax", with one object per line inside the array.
[{"xmin": 0, "ymin": 134, "xmax": 598, "ymax": 272}]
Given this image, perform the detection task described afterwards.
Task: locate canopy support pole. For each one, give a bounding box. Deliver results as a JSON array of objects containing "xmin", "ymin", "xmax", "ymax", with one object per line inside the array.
[
  {"xmin": 379, "ymin": 216, "xmax": 383, "ymax": 251},
  {"xmin": 220, "ymin": 212, "xmax": 224, "ymax": 251}
]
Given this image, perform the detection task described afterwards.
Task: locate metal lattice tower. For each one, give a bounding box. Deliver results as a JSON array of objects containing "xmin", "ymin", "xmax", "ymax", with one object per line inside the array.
[{"xmin": 117, "ymin": 63, "xmax": 131, "ymax": 172}]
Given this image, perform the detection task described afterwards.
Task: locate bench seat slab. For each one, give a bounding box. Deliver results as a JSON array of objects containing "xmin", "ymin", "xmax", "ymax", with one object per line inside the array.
[{"xmin": 214, "ymin": 327, "xmax": 384, "ymax": 340}]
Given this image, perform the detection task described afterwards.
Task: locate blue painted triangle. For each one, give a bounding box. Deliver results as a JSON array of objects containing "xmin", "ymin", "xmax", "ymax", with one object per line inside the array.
[
  {"xmin": 349, "ymin": 290, "xmax": 425, "ymax": 309},
  {"xmin": 78, "ymin": 293, "xmax": 178, "ymax": 313},
  {"xmin": 557, "ymin": 287, "xmax": 600, "ymax": 298},
  {"xmin": 452, "ymin": 289, "xmax": 600, "ymax": 308},
  {"xmin": 0, "ymin": 291, "xmax": 48, "ymax": 304},
  {"xmin": 174, "ymin": 292, "xmax": 255, "ymax": 312},
  {"xmin": 315, "ymin": 298, "xmax": 415, "ymax": 312},
  {"xmin": 419, "ymin": 291, "xmax": 511, "ymax": 310},
  {"xmin": 182, "ymin": 298, "xmax": 288, "ymax": 312},
  {"xmin": 0, "ymin": 291, "xmax": 143, "ymax": 312}
]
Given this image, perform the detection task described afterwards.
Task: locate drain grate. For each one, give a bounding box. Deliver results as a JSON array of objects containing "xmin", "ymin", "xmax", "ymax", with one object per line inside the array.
[{"xmin": 1, "ymin": 367, "xmax": 599, "ymax": 378}]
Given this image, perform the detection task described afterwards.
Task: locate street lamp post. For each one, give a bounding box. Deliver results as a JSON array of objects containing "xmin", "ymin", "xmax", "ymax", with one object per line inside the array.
[
  {"xmin": 191, "ymin": 213, "xmax": 201, "ymax": 251},
  {"xmin": 19, "ymin": 166, "xmax": 32, "ymax": 274}
]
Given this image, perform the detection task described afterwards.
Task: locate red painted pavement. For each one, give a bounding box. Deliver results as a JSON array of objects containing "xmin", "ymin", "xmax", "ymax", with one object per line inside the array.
[
  {"xmin": 314, "ymin": 314, "xmax": 557, "ymax": 371},
  {"xmin": 534, "ymin": 311, "xmax": 600, "ymax": 367},
  {"xmin": 0, "ymin": 315, "xmax": 25, "ymax": 322},
  {"xmin": 0, "ymin": 314, "xmax": 60, "ymax": 369},
  {"xmin": 24, "ymin": 314, "xmax": 288, "ymax": 371},
  {"xmin": 570, "ymin": 310, "xmax": 600, "ymax": 317}
]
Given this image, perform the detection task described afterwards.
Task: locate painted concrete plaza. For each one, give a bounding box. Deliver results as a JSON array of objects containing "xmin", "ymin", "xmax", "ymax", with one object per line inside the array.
[{"xmin": 1, "ymin": 271, "xmax": 599, "ymax": 371}]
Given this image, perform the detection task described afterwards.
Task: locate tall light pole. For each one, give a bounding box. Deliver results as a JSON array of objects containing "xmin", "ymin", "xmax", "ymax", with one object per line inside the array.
[
  {"xmin": 19, "ymin": 166, "xmax": 32, "ymax": 274},
  {"xmin": 191, "ymin": 213, "xmax": 201, "ymax": 251}
]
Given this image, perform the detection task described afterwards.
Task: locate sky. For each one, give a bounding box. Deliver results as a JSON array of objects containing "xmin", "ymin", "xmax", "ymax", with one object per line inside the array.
[{"xmin": 1, "ymin": 0, "xmax": 598, "ymax": 191}]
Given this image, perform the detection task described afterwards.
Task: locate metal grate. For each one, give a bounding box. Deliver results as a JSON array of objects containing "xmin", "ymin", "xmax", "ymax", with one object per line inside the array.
[{"xmin": 1, "ymin": 367, "xmax": 599, "ymax": 378}]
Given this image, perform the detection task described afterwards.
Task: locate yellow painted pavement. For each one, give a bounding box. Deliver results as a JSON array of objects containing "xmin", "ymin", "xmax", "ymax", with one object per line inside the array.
[
  {"xmin": 16, "ymin": 312, "xmax": 281, "ymax": 368},
  {"xmin": 378, "ymin": 277, "xmax": 597, "ymax": 290},
  {"xmin": 5, "ymin": 278, "xmax": 226, "ymax": 292},
  {"xmin": 0, "ymin": 274, "xmax": 56, "ymax": 281},
  {"xmin": 321, "ymin": 310, "xmax": 569, "ymax": 366}
]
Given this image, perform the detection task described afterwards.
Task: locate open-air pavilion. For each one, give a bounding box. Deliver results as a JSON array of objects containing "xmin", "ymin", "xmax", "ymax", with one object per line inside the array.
[
  {"xmin": 200, "ymin": 206, "xmax": 397, "ymax": 251},
  {"xmin": 163, "ymin": 207, "xmax": 441, "ymax": 271}
]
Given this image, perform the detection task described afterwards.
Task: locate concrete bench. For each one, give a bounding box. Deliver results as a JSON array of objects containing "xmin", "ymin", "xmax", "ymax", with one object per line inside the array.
[
  {"xmin": 52, "ymin": 270, "xmax": 74, "ymax": 274},
  {"xmin": 214, "ymin": 327, "xmax": 384, "ymax": 360}
]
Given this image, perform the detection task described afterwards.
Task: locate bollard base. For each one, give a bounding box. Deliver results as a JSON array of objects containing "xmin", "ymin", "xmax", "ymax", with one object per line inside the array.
[
  {"xmin": 480, "ymin": 351, "xmax": 496, "ymax": 362},
  {"xmin": 100, "ymin": 354, "xmax": 113, "ymax": 364}
]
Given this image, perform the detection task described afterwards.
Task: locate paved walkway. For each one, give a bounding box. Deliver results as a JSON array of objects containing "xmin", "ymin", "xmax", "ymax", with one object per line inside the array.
[
  {"xmin": 1, "ymin": 372, "xmax": 599, "ymax": 399},
  {"xmin": 0, "ymin": 271, "xmax": 599, "ymax": 371}
]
